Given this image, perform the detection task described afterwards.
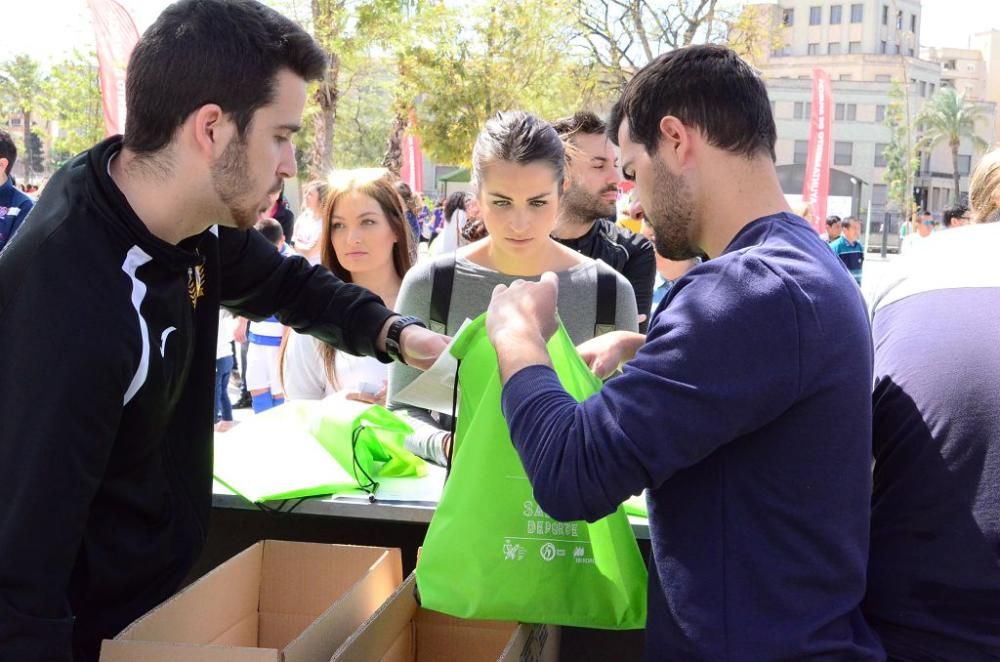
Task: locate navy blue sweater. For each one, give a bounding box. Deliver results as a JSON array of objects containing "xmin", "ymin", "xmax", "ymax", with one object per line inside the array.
[
  {"xmin": 502, "ymin": 213, "xmax": 883, "ymax": 660},
  {"xmin": 0, "ymin": 177, "xmax": 33, "ymax": 252}
]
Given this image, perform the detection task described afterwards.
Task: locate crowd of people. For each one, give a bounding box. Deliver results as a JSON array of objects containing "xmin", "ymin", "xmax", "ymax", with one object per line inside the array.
[{"xmin": 0, "ymin": 1, "xmax": 998, "ymax": 661}]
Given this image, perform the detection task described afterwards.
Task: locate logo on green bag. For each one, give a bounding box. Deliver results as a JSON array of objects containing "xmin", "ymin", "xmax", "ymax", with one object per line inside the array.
[
  {"xmin": 540, "ymin": 543, "xmax": 557, "ymax": 562},
  {"xmin": 503, "ymin": 540, "xmax": 526, "ymax": 561}
]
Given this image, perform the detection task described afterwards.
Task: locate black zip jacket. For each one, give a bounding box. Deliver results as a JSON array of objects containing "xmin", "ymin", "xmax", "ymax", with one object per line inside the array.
[
  {"xmin": 553, "ymin": 218, "xmax": 655, "ymax": 332},
  {"xmin": 0, "ymin": 137, "xmax": 396, "ymax": 661}
]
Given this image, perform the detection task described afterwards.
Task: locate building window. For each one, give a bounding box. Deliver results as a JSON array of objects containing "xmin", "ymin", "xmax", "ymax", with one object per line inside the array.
[
  {"xmin": 835, "ymin": 103, "xmax": 857, "ymax": 120},
  {"xmin": 830, "ymin": 5, "xmax": 843, "ymax": 24},
  {"xmin": 793, "ymin": 102, "xmax": 813, "ymax": 119},
  {"xmin": 882, "ymin": 5, "xmax": 889, "ymax": 25},
  {"xmin": 929, "ymin": 83, "xmax": 935, "ymax": 95},
  {"xmin": 875, "ymin": 74, "xmax": 892, "ymax": 82},
  {"xmin": 895, "ymin": 43, "xmax": 901, "ymax": 55},
  {"xmin": 849, "ymin": 41, "xmax": 862, "ymax": 53},
  {"xmin": 874, "ymin": 143, "xmax": 889, "ymax": 167},
  {"xmin": 794, "ymin": 140, "xmax": 809, "ymax": 164},
  {"xmin": 909, "ymin": 48, "xmax": 915, "ymax": 57},
  {"xmin": 851, "ymin": 4, "xmax": 863, "ymax": 22},
  {"xmin": 872, "ymin": 184, "xmax": 888, "ymax": 205},
  {"xmin": 782, "ymin": 8, "xmax": 794, "ymax": 26},
  {"xmin": 875, "ymin": 104, "xmax": 886, "ymax": 121},
  {"xmin": 958, "ymin": 154, "xmax": 972, "ymax": 175},
  {"xmin": 834, "ymin": 141, "xmax": 853, "ymax": 166},
  {"xmin": 919, "ymin": 81, "xmax": 927, "ymax": 96},
  {"xmin": 808, "ymin": 43, "xmax": 820, "ymax": 55},
  {"xmin": 896, "ymin": 10, "xmax": 903, "ymax": 29},
  {"xmin": 839, "ymin": 74, "xmax": 853, "ymax": 81},
  {"xmin": 810, "ymin": 6, "xmax": 822, "ymax": 24},
  {"xmin": 880, "ymin": 41, "xmax": 887, "ymax": 54},
  {"xmin": 829, "ymin": 42, "xmax": 842, "ymax": 55},
  {"xmin": 910, "ymin": 14, "xmax": 917, "ymax": 32}
]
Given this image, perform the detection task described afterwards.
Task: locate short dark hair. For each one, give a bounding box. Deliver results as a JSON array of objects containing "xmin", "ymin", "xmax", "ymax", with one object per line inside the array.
[
  {"xmin": 826, "ymin": 215, "xmax": 842, "ymax": 226},
  {"xmin": 840, "ymin": 217, "xmax": 859, "ymax": 229},
  {"xmin": 552, "ymin": 111, "xmax": 607, "ymax": 142},
  {"xmin": 942, "ymin": 205, "xmax": 968, "ymax": 227},
  {"xmin": 255, "ymin": 217, "xmax": 284, "ymax": 245},
  {"xmin": 472, "ymin": 111, "xmax": 565, "ymax": 190},
  {"xmin": 608, "ymin": 45, "xmax": 776, "ymax": 161},
  {"xmin": 0, "ymin": 131, "xmax": 16, "ymax": 176},
  {"xmin": 123, "ymin": 0, "xmax": 327, "ymax": 156}
]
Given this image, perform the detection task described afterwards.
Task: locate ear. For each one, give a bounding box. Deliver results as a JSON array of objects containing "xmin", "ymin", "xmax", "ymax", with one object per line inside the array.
[
  {"xmin": 187, "ymin": 104, "xmax": 236, "ymax": 159},
  {"xmin": 0, "ymin": 157, "xmax": 8, "ymax": 174},
  {"xmin": 657, "ymin": 116, "xmax": 694, "ymax": 170}
]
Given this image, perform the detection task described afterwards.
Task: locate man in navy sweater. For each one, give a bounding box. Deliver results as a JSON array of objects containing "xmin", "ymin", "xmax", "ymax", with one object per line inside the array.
[{"xmin": 486, "ymin": 45, "xmax": 883, "ymax": 660}]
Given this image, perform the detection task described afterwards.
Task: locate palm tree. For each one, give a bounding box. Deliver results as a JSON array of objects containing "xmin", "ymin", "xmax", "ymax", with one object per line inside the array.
[
  {"xmin": 916, "ymin": 87, "xmax": 989, "ymax": 205},
  {"xmin": 0, "ymin": 55, "xmax": 45, "ymax": 185}
]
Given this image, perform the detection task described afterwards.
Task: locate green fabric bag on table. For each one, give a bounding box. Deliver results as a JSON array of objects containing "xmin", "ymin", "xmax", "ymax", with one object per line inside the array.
[
  {"xmin": 415, "ymin": 314, "xmax": 647, "ymax": 630},
  {"xmin": 214, "ymin": 398, "xmax": 424, "ymax": 502}
]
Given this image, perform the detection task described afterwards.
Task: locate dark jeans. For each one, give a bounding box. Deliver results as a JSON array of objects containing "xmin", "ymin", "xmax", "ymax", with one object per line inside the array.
[{"xmin": 215, "ymin": 355, "xmax": 234, "ymax": 422}]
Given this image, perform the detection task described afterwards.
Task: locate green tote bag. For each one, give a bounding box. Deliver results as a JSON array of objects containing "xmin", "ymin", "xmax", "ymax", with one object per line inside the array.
[{"xmin": 415, "ymin": 314, "xmax": 647, "ymax": 629}]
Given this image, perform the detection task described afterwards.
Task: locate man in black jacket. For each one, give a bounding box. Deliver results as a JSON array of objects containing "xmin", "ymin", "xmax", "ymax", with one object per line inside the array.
[
  {"xmin": 551, "ymin": 111, "xmax": 655, "ymax": 331},
  {"xmin": 0, "ymin": 2, "xmax": 445, "ymax": 660}
]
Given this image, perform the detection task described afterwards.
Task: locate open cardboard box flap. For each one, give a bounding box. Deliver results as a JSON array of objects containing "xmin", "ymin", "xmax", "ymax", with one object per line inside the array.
[
  {"xmin": 101, "ymin": 540, "xmax": 402, "ymax": 662},
  {"xmin": 330, "ymin": 574, "xmax": 558, "ymax": 662}
]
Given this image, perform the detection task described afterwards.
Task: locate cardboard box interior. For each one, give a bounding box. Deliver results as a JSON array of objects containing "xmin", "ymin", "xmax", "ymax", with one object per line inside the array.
[{"xmin": 101, "ymin": 540, "xmax": 403, "ymax": 662}]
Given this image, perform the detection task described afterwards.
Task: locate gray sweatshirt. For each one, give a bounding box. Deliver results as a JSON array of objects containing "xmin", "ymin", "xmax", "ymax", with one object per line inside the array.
[{"xmin": 388, "ymin": 253, "xmax": 639, "ymax": 464}]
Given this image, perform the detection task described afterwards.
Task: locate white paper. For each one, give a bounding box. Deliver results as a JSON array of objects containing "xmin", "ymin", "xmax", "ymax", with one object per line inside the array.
[
  {"xmin": 392, "ymin": 318, "xmax": 472, "ymax": 414},
  {"xmin": 330, "ymin": 463, "xmax": 446, "ymax": 504}
]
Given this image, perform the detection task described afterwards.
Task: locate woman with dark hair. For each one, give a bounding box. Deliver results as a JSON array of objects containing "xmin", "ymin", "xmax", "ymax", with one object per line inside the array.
[
  {"xmin": 430, "ymin": 190, "xmax": 472, "ymax": 256},
  {"xmin": 387, "ymin": 111, "xmax": 638, "ymax": 465},
  {"xmin": 280, "ymin": 169, "xmax": 413, "ymax": 402}
]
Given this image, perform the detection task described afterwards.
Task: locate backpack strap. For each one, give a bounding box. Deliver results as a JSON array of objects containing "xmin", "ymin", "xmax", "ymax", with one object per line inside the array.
[
  {"xmin": 594, "ymin": 267, "xmax": 617, "ymax": 337},
  {"xmin": 429, "ymin": 256, "xmax": 456, "ymax": 335}
]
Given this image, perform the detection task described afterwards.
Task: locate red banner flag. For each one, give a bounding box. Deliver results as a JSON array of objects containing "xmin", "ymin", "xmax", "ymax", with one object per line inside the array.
[
  {"xmin": 400, "ymin": 133, "xmax": 424, "ymax": 193},
  {"xmin": 88, "ymin": 0, "xmax": 140, "ymax": 137},
  {"xmin": 802, "ymin": 68, "xmax": 833, "ymax": 233}
]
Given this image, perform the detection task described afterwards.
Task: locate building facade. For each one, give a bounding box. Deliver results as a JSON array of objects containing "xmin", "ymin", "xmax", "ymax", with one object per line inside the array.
[{"xmin": 750, "ymin": 0, "xmax": 996, "ymax": 225}]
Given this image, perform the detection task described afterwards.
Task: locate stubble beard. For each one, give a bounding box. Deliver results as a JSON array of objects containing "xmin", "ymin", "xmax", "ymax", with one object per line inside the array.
[
  {"xmin": 648, "ymin": 157, "xmax": 700, "ymax": 261},
  {"xmin": 561, "ymin": 180, "xmax": 616, "ymax": 225},
  {"xmin": 211, "ymin": 135, "xmax": 262, "ymax": 230}
]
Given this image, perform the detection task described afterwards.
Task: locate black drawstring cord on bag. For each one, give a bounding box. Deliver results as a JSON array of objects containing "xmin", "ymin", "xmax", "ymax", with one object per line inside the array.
[
  {"xmin": 446, "ymin": 359, "xmax": 461, "ymax": 481},
  {"xmin": 351, "ymin": 425, "xmax": 380, "ymax": 501}
]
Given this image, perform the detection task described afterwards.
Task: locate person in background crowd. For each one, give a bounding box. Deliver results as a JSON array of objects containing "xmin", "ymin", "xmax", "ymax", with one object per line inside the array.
[
  {"xmin": 637, "ymin": 206, "xmax": 699, "ymax": 314},
  {"xmin": 901, "ymin": 209, "xmax": 935, "ymax": 253},
  {"xmin": 215, "ymin": 309, "xmax": 238, "ymax": 432},
  {"xmin": 820, "ymin": 214, "xmax": 842, "ymax": 242},
  {"xmin": 291, "ymin": 179, "xmax": 327, "ymax": 264},
  {"xmin": 865, "ymin": 149, "xmax": 1000, "ymax": 660},
  {"xmin": 430, "ymin": 190, "xmax": 470, "ymax": 256},
  {"xmin": 394, "ymin": 180, "xmax": 425, "ymax": 255},
  {"xmin": 0, "ymin": 4, "xmax": 447, "ymax": 657},
  {"xmin": 281, "ymin": 169, "xmax": 413, "ymax": 402},
  {"xmin": 0, "ymin": 130, "xmax": 34, "ymax": 253},
  {"xmin": 265, "ymin": 181, "xmax": 295, "ymax": 243},
  {"xmin": 388, "ymin": 111, "xmax": 638, "ymax": 467},
  {"xmin": 941, "ymin": 204, "xmax": 971, "ymax": 228},
  {"xmin": 551, "ymin": 111, "xmax": 655, "ymax": 331},
  {"xmin": 242, "ymin": 217, "xmax": 290, "ymax": 413},
  {"xmin": 830, "ymin": 216, "xmax": 865, "ymax": 285},
  {"xmin": 484, "ymin": 45, "xmax": 881, "ymax": 660}
]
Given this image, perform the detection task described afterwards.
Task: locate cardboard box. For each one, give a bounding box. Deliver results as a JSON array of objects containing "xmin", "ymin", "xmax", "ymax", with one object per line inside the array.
[
  {"xmin": 330, "ymin": 574, "xmax": 559, "ymax": 662},
  {"xmin": 101, "ymin": 540, "xmax": 403, "ymax": 662}
]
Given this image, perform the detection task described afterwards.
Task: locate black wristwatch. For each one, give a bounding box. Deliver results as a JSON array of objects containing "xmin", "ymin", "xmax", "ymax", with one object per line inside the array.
[{"xmin": 385, "ymin": 315, "xmax": 427, "ymax": 365}]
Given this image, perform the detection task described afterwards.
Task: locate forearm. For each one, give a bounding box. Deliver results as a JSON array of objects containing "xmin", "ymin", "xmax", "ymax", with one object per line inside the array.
[
  {"xmin": 492, "ymin": 329, "xmax": 552, "ymax": 384},
  {"xmin": 501, "ymin": 366, "xmax": 646, "ymax": 522}
]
